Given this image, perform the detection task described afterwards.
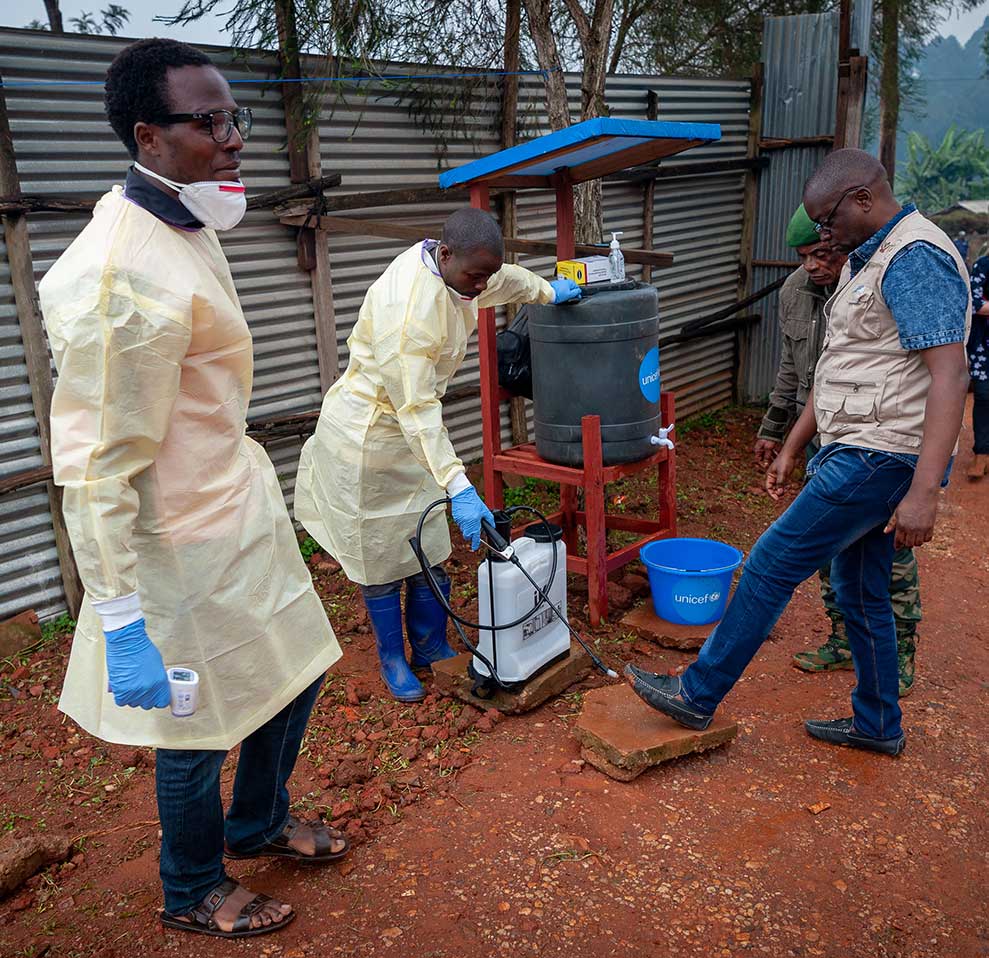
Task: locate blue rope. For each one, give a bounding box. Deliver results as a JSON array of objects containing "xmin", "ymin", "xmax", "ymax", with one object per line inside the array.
[{"xmin": 0, "ymin": 67, "xmax": 557, "ymax": 89}]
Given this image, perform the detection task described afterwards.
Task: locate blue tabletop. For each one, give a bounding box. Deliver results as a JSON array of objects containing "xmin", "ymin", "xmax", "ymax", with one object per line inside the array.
[{"xmin": 438, "ymin": 117, "xmax": 721, "ymax": 189}]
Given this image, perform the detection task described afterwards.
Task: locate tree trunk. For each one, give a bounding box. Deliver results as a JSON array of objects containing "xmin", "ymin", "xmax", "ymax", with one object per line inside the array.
[
  {"xmin": 44, "ymin": 0, "xmax": 64, "ymax": 32},
  {"xmin": 878, "ymin": 0, "xmax": 899, "ymax": 186},
  {"xmin": 522, "ymin": 0, "xmax": 572, "ymax": 132},
  {"xmin": 523, "ymin": 0, "xmax": 615, "ymax": 243},
  {"xmin": 572, "ymin": 0, "xmax": 614, "ymax": 243}
]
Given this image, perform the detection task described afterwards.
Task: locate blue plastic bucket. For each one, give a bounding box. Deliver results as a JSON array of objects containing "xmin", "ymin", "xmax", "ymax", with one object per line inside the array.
[{"xmin": 640, "ymin": 537, "xmax": 744, "ymax": 626}]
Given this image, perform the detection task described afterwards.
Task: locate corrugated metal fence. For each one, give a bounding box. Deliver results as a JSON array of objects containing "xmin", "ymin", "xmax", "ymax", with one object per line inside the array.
[
  {"xmin": 742, "ymin": 6, "xmax": 871, "ymax": 401},
  {"xmin": 0, "ymin": 27, "xmax": 749, "ymax": 620}
]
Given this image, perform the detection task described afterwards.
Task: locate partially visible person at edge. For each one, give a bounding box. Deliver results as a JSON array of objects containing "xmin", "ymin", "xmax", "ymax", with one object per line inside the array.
[
  {"xmin": 39, "ymin": 39, "xmax": 347, "ymax": 940},
  {"xmin": 625, "ymin": 149, "xmax": 970, "ymax": 756},
  {"xmin": 954, "ymin": 229, "xmax": 969, "ymax": 264},
  {"xmin": 965, "ymin": 252, "xmax": 989, "ymax": 478},
  {"xmin": 294, "ymin": 207, "xmax": 582, "ymax": 703},
  {"xmin": 754, "ymin": 204, "xmax": 923, "ymax": 697}
]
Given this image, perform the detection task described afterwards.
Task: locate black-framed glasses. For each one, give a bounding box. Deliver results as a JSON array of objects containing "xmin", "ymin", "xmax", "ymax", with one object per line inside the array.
[
  {"xmin": 814, "ymin": 184, "xmax": 868, "ymax": 233},
  {"xmin": 157, "ymin": 108, "xmax": 253, "ymax": 144}
]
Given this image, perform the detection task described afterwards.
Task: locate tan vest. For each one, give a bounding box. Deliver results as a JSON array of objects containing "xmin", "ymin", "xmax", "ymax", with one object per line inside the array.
[{"xmin": 815, "ymin": 210, "xmax": 971, "ymax": 454}]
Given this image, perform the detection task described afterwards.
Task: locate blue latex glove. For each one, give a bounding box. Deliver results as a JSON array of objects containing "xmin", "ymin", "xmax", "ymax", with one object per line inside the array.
[
  {"xmin": 550, "ymin": 278, "xmax": 582, "ymax": 304},
  {"xmin": 104, "ymin": 618, "xmax": 172, "ymax": 710},
  {"xmin": 450, "ymin": 486, "xmax": 496, "ymax": 551}
]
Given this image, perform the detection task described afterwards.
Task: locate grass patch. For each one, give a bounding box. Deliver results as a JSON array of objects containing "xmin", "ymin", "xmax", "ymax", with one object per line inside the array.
[
  {"xmin": 41, "ymin": 613, "xmax": 76, "ymax": 644},
  {"xmin": 678, "ymin": 409, "xmax": 727, "ymax": 438}
]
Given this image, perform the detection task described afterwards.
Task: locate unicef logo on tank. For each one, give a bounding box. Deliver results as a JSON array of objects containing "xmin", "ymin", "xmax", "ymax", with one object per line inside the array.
[{"xmin": 638, "ymin": 347, "xmax": 660, "ymax": 403}]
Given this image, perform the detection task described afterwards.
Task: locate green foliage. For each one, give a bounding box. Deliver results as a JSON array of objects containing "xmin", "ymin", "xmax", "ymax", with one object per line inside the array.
[
  {"xmin": 896, "ymin": 124, "xmax": 989, "ymax": 212},
  {"xmin": 678, "ymin": 409, "xmax": 725, "ymax": 437},
  {"xmin": 299, "ymin": 535, "xmax": 321, "ymax": 561},
  {"xmin": 41, "ymin": 614, "xmax": 76, "ymax": 644},
  {"xmin": 69, "ymin": 4, "xmax": 130, "ymax": 35},
  {"xmin": 502, "ymin": 476, "xmax": 559, "ymax": 511},
  {"xmin": 612, "ymin": 0, "xmax": 830, "ymax": 78}
]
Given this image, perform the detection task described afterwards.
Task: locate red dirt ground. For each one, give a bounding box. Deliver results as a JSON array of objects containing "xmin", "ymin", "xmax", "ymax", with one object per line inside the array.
[{"xmin": 1, "ymin": 403, "xmax": 986, "ymax": 958}]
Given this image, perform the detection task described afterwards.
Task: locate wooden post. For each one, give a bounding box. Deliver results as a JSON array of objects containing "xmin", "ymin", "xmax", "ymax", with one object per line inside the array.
[
  {"xmin": 274, "ymin": 0, "xmax": 309, "ymax": 183},
  {"xmin": 641, "ymin": 90, "xmax": 658, "ymax": 285},
  {"xmin": 471, "ymin": 184, "xmax": 504, "ymax": 508},
  {"xmin": 734, "ymin": 63, "xmax": 764, "ymax": 403},
  {"xmin": 304, "ymin": 127, "xmax": 339, "ymax": 390},
  {"xmin": 836, "ymin": 55, "xmax": 868, "ymax": 151},
  {"xmin": 581, "ymin": 415, "xmax": 608, "ymax": 626},
  {"xmin": 553, "ymin": 172, "xmax": 576, "ymax": 261},
  {"xmin": 0, "ymin": 80, "xmax": 83, "ymax": 617},
  {"xmin": 501, "ymin": 0, "xmax": 528, "ymax": 447},
  {"xmin": 838, "ymin": 0, "xmax": 851, "ymax": 61},
  {"xmin": 275, "ymin": 0, "xmax": 338, "ymax": 389},
  {"xmin": 833, "ymin": 0, "xmax": 852, "ymax": 149},
  {"xmin": 657, "ymin": 392, "xmax": 677, "ymax": 536}
]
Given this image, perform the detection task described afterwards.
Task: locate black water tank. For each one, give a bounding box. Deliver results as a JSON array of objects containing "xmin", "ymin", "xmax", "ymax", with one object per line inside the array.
[{"xmin": 528, "ymin": 282, "xmax": 661, "ymax": 467}]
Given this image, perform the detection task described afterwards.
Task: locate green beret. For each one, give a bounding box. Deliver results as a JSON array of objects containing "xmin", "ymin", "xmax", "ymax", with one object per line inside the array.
[{"xmin": 785, "ymin": 203, "xmax": 820, "ymax": 248}]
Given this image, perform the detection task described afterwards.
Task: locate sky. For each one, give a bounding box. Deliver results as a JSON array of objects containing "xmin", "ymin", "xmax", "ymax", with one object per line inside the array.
[
  {"xmin": 3, "ymin": 0, "xmax": 989, "ymax": 49},
  {"xmin": 4, "ymin": 0, "xmax": 231, "ymax": 46}
]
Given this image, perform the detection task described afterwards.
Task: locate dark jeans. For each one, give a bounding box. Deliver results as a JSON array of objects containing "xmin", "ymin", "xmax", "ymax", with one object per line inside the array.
[
  {"xmin": 359, "ymin": 565, "xmax": 448, "ymax": 599},
  {"xmin": 974, "ymin": 377, "xmax": 989, "ymax": 454},
  {"xmin": 155, "ymin": 674, "xmax": 324, "ymax": 915},
  {"xmin": 680, "ymin": 445, "xmax": 918, "ymax": 741}
]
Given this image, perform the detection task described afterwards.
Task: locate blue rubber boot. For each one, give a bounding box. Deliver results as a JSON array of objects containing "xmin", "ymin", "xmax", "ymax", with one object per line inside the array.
[
  {"xmin": 364, "ymin": 592, "xmax": 425, "ymax": 702},
  {"xmin": 407, "ymin": 578, "xmax": 458, "ymax": 669}
]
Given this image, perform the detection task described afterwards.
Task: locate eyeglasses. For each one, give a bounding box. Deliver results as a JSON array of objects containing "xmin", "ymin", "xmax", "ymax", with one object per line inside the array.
[
  {"xmin": 814, "ymin": 184, "xmax": 868, "ymax": 233},
  {"xmin": 157, "ymin": 108, "xmax": 253, "ymax": 144}
]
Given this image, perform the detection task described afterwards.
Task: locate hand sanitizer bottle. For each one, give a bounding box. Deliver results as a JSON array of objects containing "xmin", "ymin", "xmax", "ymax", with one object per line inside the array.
[{"xmin": 608, "ymin": 231, "xmax": 625, "ymax": 282}]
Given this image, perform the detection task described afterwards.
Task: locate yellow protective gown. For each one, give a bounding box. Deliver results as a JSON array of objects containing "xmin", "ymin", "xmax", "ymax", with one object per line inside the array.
[
  {"xmin": 295, "ymin": 241, "xmax": 553, "ymax": 585},
  {"xmin": 40, "ymin": 186, "xmax": 341, "ymax": 751}
]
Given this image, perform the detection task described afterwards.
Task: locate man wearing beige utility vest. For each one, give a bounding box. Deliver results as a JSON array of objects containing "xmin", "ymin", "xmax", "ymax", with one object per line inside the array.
[{"xmin": 626, "ymin": 149, "xmax": 970, "ymax": 757}]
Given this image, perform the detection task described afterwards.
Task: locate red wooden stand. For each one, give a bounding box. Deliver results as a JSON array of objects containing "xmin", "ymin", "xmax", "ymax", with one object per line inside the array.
[{"xmin": 468, "ymin": 183, "xmax": 677, "ymax": 626}]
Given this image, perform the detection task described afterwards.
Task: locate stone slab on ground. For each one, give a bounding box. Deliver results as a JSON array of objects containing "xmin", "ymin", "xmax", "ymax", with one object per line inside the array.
[
  {"xmin": 0, "ymin": 610, "xmax": 41, "ymax": 660},
  {"xmin": 0, "ymin": 834, "xmax": 71, "ymax": 898},
  {"xmin": 431, "ymin": 644, "xmax": 591, "ymax": 714},
  {"xmin": 621, "ymin": 602, "xmax": 714, "ymax": 651},
  {"xmin": 572, "ymin": 683, "xmax": 737, "ymax": 780}
]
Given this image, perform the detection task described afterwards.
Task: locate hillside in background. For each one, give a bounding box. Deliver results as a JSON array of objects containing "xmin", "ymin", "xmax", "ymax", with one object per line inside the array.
[{"xmin": 896, "ymin": 17, "xmax": 989, "ymax": 158}]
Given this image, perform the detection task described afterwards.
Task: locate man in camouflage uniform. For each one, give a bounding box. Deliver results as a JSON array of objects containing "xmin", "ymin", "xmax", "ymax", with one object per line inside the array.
[{"xmin": 753, "ymin": 204, "xmax": 921, "ymax": 696}]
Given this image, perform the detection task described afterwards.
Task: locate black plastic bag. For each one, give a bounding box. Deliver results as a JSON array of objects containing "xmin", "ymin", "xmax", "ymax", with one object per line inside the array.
[{"xmin": 496, "ymin": 306, "xmax": 532, "ymax": 399}]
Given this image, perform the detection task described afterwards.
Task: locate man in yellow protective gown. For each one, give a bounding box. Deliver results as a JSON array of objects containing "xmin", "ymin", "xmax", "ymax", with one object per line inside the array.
[
  {"xmin": 295, "ymin": 208, "xmax": 581, "ymax": 701},
  {"xmin": 40, "ymin": 39, "xmax": 345, "ymax": 939}
]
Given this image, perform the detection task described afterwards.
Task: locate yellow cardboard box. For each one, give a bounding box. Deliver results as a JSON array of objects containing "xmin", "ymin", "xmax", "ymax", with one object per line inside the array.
[{"xmin": 556, "ymin": 255, "xmax": 610, "ymax": 284}]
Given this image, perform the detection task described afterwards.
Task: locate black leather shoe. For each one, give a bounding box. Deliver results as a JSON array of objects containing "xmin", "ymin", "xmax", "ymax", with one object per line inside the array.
[
  {"xmin": 624, "ymin": 665, "xmax": 713, "ymax": 730},
  {"xmin": 804, "ymin": 717, "xmax": 906, "ymax": 755}
]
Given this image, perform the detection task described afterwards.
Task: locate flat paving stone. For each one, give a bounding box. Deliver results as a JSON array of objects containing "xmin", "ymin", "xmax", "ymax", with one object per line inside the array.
[
  {"xmin": 620, "ymin": 602, "xmax": 715, "ymax": 651},
  {"xmin": 572, "ymin": 683, "xmax": 737, "ymax": 780},
  {"xmin": 431, "ymin": 644, "xmax": 591, "ymax": 714}
]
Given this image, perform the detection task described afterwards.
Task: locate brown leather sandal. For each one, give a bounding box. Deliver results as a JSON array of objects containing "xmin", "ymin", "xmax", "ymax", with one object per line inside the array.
[
  {"xmin": 225, "ymin": 814, "xmax": 350, "ymax": 864},
  {"xmin": 160, "ymin": 878, "xmax": 295, "ymax": 938}
]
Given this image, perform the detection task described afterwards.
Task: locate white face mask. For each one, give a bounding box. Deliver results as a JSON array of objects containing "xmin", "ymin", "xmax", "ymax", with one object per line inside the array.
[{"xmin": 133, "ymin": 162, "xmax": 247, "ymax": 231}]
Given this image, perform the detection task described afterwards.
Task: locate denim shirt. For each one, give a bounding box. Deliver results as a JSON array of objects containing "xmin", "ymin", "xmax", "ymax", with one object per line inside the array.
[{"xmin": 848, "ymin": 204, "xmax": 969, "ymax": 352}]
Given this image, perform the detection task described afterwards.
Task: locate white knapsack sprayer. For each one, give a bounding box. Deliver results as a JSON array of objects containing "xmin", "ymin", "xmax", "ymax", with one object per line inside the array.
[
  {"xmin": 408, "ymin": 504, "xmax": 617, "ymax": 697},
  {"xmin": 473, "ymin": 516, "xmax": 570, "ymax": 688}
]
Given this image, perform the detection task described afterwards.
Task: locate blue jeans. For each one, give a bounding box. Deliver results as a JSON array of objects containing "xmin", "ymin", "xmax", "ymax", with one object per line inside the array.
[
  {"xmin": 155, "ymin": 674, "xmax": 324, "ymax": 914},
  {"xmin": 973, "ymin": 377, "xmax": 989, "ymax": 455},
  {"xmin": 680, "ymin": 445, "xmax": 918, "ymax": 741}
]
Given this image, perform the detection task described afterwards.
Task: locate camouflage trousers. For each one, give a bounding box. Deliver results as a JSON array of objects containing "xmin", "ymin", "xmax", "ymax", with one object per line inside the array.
[{"xmin": 818, "ymin": 547, "xmax": 921, "ymax": 644}]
